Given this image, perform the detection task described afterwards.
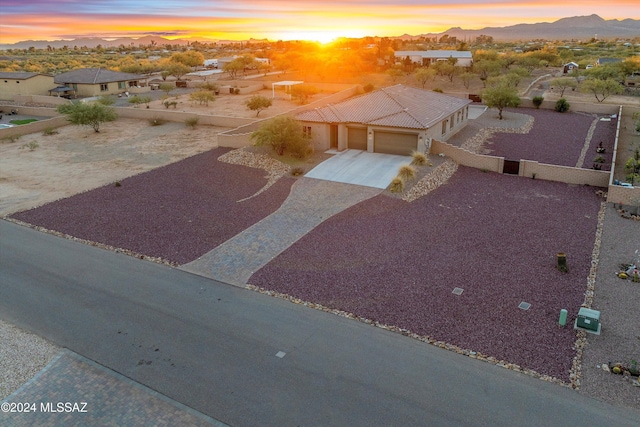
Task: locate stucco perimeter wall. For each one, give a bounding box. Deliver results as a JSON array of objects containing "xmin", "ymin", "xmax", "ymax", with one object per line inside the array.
[
  {"xmin": 217, "ymin": 85, "xmax": 360, "ymax": 148},
  {"xmin": 0, "ymin": 116, "xmax": 68, "ymax": 139},
  {"xmin": 431, "ymin": 139, "xmax": 610, "ymax": 187},
  {"xmin": 113, "ymin": 107, "xmax": 254, "ymax": 128},
  {"xmin": 431, "ymin": 139, "xmax": 503, "ymax": 172},
  {"xmin": 13, "ymin": 95, "xmax": 71, "ymax": 106},
  {"xmin": 519, "ymin": 99, "xmax": 620, "ymax": 115},
  {"xmin": 520, "ymin": 161, "xmax": 609, "ymax": 187}
]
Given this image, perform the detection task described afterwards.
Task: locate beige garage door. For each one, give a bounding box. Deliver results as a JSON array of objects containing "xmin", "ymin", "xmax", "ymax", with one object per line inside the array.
[
  {"xmin": 347, "ymin": 127, "xmax": 368, "ymax": 151},
  {"xmin": 374, "ymin": 131, "xmax": 418, "ymax": 155}
]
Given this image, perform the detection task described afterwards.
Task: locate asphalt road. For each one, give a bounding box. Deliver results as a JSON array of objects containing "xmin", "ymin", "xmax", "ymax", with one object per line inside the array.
[{"xmin": 1, "ymin": 219, "xmax": 638, "ymax": 426}]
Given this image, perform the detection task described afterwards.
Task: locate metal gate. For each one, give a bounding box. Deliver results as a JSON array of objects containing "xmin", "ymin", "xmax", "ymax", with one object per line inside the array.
[{"xmin": 503, "ymin": 160, "xmax": 520, "ymax": 175}]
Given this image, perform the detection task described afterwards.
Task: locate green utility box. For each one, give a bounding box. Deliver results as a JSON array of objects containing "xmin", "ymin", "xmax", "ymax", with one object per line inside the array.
[{"xmin": 576, "ymin": 307, "xmax": 600, "ymax": 332}]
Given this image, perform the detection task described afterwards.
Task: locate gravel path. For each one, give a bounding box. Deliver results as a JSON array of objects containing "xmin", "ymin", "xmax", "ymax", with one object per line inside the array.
[{"xmin": 0, "ymin": 320, "xmax": 59, "ymax": 400}]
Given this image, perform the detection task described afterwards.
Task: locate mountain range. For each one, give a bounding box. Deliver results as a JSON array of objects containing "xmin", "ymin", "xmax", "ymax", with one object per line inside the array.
[
  {"xmin": 1, "ymin": 15, "xmax": 638, "ymax": 50},
  {"xmin": 431, "ymin": 14, "xmax": 640, "ymax": 42}
]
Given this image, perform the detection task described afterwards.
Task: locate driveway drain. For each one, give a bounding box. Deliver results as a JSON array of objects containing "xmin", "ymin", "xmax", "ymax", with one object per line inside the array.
[{"xmin": 452, "ymin": 287, "xmax": 464, "ymax": 295}]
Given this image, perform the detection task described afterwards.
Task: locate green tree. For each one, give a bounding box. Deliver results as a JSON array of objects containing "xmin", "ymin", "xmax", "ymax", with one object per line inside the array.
[
  {"xmin": 190, "ymin": 90, "xmax": 215, "ymax": 106},
  {"xmin": 250, "ymin": 116, "xmax": 310, "ymax": 158},
  {"xmin": 386, "ymin": 67, "xmax": 404, "ymax": 83},
  {"xmin": 625, "ymin": 148, "xmax": 640, "ymax": 185},
  {"xmin": 57, "ymin": 102, "xmax": 117, "ymax": 133},
  {"xmin": 170, "ymin": 51, "xmax": 204, "ymax": 68},
  {"xmin": 474, "ymin": 60, "xmax": 501, "ymax": 87},
  {"xmin": 245, "ymin": 95, "xmax": 272, "ymax": 117},
  {"xmin": 159, "ymin": 83, "xmax": 175, "ymax": 95},
  {"xmin": 549, "ymin": 77, "xmax": 578, "ymax": 97},
  {"xmin": 580, "ymin": 78, "xmax": 623, "ymax": 102},
  {"xmin": 223, "ymin": 59, "xmax": 244, "ymax": 79},
  {"xmin": 460, "ymin": 72, "xmax": 475, "ymax": 89},
  {"xmin": 291, "ymin": 85, "xmax": 318, "ymax": 104},
  {"xmin": 481, "ymin": 80, "xmax": 521, "ymax": 120},
  {"xmin": 414, "ymin": 68, "xmax": 436, "ymax": 88},
  {"xmin": 165, "ymin": 62, "xmax": 192, "ymax": 82}
]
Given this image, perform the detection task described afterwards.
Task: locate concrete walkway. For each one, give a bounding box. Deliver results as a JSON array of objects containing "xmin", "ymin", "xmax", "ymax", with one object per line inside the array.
[{"xmin": 181, "ymin": 178, "xmax": 382, "ymax": 285}]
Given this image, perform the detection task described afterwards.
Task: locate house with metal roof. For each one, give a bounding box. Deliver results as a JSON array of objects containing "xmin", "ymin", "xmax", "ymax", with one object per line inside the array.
[
  {"xmin": 394, "ymin": 50, "xmax": 473, "ymax": 67},
  {"xmin": 54, "ymin": 68, "xmax": 147, "ymax": 97},
  {"xmin": 295, "ymin": 84, "xmax": 472, "ymax": 156},
  {"xmin": 0, "ymin": 72, "xmax": 55, "ymax": 101}
]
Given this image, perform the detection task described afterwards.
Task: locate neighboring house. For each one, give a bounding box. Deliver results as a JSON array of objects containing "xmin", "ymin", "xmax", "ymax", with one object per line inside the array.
[
  {"xmin": 394, "ymin": 50, "xmax": 473, "ymax": 67},
  {"xmin": 595, "ymin": 58, "xmax": 623, "ymax": 67},
  {"xmin": 562, "ymin": 62, "xmax": 579, "ymax": 74},
  {"xmin": 53, "ymin": 68, "xmax": 147, "ymax": 97},
  {"xmin": 0, "ymin": 72, "xmax": 55, "ymax": 100},
  {"xmin": 295, "ymin": 84, "xmax": 472, "ymax": 156}
]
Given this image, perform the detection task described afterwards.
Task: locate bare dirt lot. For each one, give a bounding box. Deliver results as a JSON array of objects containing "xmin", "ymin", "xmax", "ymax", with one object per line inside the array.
[{"xmin": 0, "ymin": 119, "xmax": 230, "ymax": 217}]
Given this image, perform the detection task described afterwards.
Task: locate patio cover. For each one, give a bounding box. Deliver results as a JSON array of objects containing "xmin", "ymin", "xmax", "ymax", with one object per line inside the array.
[{"xmin": 272, "ymin": 81, "xmax": 303, "ymax": 99}]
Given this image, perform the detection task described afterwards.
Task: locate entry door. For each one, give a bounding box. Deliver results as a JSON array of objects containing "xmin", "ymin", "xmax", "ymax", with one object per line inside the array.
[{"xmin": 330, "ymin": 125, "xmax": 338, "ymax": 149}]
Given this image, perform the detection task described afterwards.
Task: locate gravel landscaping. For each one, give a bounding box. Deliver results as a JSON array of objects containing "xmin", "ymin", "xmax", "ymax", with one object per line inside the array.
[
  {"xmin": 249, "ymin": 167, "xmax": 603, "ymax": 383},
  {"xmin": 481, "ymin": 108, "xmax": 617, "ymax": 170},
  {"xmin": 10, "ymin": 148, "xmax": 295, "ymax": 265}
]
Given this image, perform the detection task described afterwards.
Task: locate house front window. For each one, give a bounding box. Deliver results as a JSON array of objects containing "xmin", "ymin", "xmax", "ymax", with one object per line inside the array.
[
  {"xmin": 303, "ymin": 126, "xmax": 312, "ymax": 138},
  {"xmin": 118, "ymin": 82, "xmax": 126, "ymax": 89},
  {"xmin": 442, "ymin": 120, "xmax": 447, "ymax": 135},
  {"xmin": 100, "ymin": 83, "xmax": 109, "ymax": 91}
]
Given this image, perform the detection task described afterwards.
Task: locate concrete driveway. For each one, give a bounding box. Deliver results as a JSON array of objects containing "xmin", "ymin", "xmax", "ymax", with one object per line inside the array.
[{"xmin": 304, "ymin": 149, "xmax": 412, "ymax": 189}]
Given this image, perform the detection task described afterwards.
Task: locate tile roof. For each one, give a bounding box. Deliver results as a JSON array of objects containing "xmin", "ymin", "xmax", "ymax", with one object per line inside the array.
[
  {"xmin": 54, "ymin": 68, "xmax": 144, "ymax": 84},
  {"xmin": 296, "ymin": 84, "xmax": 471, "ymax": 130}
]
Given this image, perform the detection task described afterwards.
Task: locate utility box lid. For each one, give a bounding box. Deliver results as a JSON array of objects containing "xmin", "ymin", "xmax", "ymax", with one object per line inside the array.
[{"xmin": 577, "ymin": 307, "xmax": 600, "ymax": 320}]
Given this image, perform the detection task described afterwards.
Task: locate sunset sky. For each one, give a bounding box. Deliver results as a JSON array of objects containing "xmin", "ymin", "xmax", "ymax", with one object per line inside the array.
[{"xmin": 0, "ymin": 0, "xmax": 637, "ymax": 44}]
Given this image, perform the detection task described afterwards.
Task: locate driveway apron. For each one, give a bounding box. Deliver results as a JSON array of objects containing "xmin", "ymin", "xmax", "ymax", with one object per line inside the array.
[{"xmin": 180, "ymin": 178, "xmax": 382, "ymax": 286}]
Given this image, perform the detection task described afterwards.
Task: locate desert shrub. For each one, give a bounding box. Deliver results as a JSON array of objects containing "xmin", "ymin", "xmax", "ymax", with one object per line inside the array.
[
  {"xmin": 185, "ymin": 117, "xmax": 199, "ymax": 128},
  {"xmin": 43, "ymin": 128, "xmax": 58, "ymax": 135},
  {"xmin": 532, "ymin": 96, "xmax": 544, "ymax": 109},
  {"xmin": 234, "ymin": 88, "xmax": 240, "ymax": 95},
  {"xmin": 199, "ymin": 82, "xmax": 220, "ymax": 93},
  {"xmin": 432, "ymin": 88, "xmax": 443, "ymax": 93},
  {"xmin": 148, "ymin": 117, "xmax": 165, "ymax": 126},
  {"xmin": 163, "ymin": 100, "xmax": 178, "ymax": 109},
  {"xmin": 398, "ymin": 164, "xmax": 417, "ymax": 181},
  {"xmin": 190, "ymin": 90, "xmax": 215, "ymax": 106},
  {"xmin": 20, "ymin": 141, "xmax": 39, "ymax": 151},
  {"xmin": 2, "ymin": 135, "xmax": 20, "ymax": 143},
  {"xmin": 363, "ymin": 83, "xmax": 375, "ymax": 93},
  {"xmin": 128, "ymin": 95, "xmax": 144, "ymax": 107},
  {"xmin": 291, "ymin": 167, "xmax": 305, "ymax": 176},
  {"xmin": 97, "ymin": 95, "xmax": 115, "ymax": 106},
  {"xmin": 410, "ymin": 151, "xmax": 427, "ymax": 166},
  {"xmin": 555, "ymin": 98, "xmax": 570, "ymax": 113},
  {"xmin": 389, "ymin": 177, "xmax": 404, "ymax": 193},
  {"xmin": 251, "ymin": 116, "xmax": 311, "ymax": 158}
]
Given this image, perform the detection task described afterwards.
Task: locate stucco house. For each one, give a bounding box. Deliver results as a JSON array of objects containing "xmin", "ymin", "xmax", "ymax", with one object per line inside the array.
[
  {"xmin": 394, "ymin": 50, "xmax": 473, "ymax": 67},
  {"xmin": 0, "ymin": 72, "xmax": 55, "ymax": 100},
  {"xmin": 295, "ymin": 84, "xmax": 472, "ymax": 156},
  {"xmin": 53, "ymin": 68, "xmax": 147, "ymax": 97}
]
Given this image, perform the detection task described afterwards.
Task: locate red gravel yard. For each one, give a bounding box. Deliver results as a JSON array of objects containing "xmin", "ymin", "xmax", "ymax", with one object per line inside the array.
[
  {"xmin": 249, "ymin": 167, "xmax": 603, "ymax": 382},
  {"xmin": 10, "ymin": 148, "xmax": 295, "ymax": 265}
]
